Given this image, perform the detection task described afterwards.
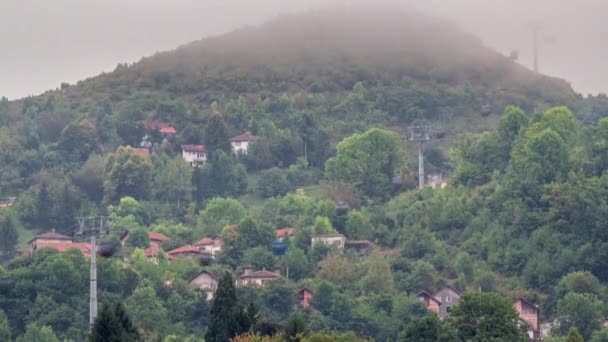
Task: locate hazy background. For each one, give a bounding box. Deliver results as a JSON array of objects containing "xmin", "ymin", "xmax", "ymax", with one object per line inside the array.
[{"xmin": 1, "ymin": 0, "xmax": 606, "ymax": 100}]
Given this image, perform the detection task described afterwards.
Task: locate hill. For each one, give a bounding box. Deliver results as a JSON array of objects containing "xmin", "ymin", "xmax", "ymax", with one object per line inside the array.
[{"xmin": 4, "ymin": 7, "xmax": 608, "ymax": 341}]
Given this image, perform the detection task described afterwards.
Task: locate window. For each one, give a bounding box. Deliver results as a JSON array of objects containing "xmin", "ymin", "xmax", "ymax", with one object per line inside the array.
[
  {"xmin": 445, "ymin": 295, "xmax": 452, "ymax": 303},
  {"xmin": 446, "ymin": 307, "xmax": 452, "ymax": 313}
]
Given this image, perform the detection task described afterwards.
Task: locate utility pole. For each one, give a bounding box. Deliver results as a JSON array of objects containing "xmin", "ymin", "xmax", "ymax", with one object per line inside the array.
[
  {"xmin": 533, "ymin": 25, "xmax": 539, "ymax": 73},
  {"xmin": 407, "ymin": 126, "xmax": 433, "ymax": 189},
  {"xmin": 77, "ymin": 216, "xmax": 109, "ymax": 327}
]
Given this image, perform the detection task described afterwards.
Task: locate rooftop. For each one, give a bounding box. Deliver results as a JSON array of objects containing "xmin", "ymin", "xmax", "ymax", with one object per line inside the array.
[
  {"xmin": 182, "ymin": 144, "xmax": 206, "ymax": 153},
  {"xmin": 148, "ymin": 232, "xmax": 170, "ymax": 242},
  {"xmin": 29, "ymin": 229, "xmax": 73, "ymax": 243},
  {"xmin": 231, "ymin": 131, "xmax": 256, "ymax": 143},
  {"xmin": 167, "ymin": 245, "xmax": 203, "ymax": 255}
]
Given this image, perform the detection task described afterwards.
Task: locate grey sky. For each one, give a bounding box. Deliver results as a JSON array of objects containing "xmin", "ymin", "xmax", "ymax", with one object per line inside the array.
[{"xmin": 1, "ymin": 0, "xmax": 606, "ymax": 100}]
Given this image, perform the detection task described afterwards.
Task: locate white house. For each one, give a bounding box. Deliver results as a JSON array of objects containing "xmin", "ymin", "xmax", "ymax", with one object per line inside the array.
[
  {"xmin": 311, "ymin": 234, "xmax": 347, "ymax": 249},
  {"xmin": 181, "ymin": 145, "xmax": 207, "ymax": 167},
  {"xmin": 188, "ymin": 270, "xmax": 219, "ymax": 300},
  {"xmin": 231, "ymin": 132, "xmax": 256, "ymax": 155},
  {"xmin": 237, "ymin": 266, "xmax": 280, "ymax": 287},
  {"xmin": 194, "ymin": 236, "xmax": 222, "ymax": 258}
]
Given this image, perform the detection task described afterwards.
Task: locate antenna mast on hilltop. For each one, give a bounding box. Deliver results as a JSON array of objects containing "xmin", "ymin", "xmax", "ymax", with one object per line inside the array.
[
  {"xmin": 77, "ymin": 216, "xmax": 109, "ymax": 327},
  {"xmin": 407, "ymin": 126, "xmax": 433, "ymax": 189},
  {"xmin": 533, "ymin": 24, "xmax": 540, "ymax": 73}
]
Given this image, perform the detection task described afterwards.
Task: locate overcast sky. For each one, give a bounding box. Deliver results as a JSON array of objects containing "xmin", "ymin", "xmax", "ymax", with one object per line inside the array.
[{"xmin": 1, "ymin": 0, "xmax": 606, "ymax": 100}]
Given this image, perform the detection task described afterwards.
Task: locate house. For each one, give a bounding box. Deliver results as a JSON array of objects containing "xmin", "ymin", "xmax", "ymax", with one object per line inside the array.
[
  {"xmin": 141, "ymin": 121, "xmax": 177, "ymax": 148},
  {"xmin": 276, "ymin": 227, "xmax": 295, "ymax": 239},
  {"xmin": 432, "ymin": 285, "xmax": 461, "ymax": 319},
  {"xmin": 120, "ymin": 231, "xmax": 170, "ymax": 250},
  {"xmin": 231, "ymin": 131, "xmax": 256, "ymax": 155},
  {"xmin": 144, "ymin": 245, "xmax": 165, "ymax": 263},
  {"xmin": 0, "ymin": 197, "xmax": 15, "ymax": 208},
  {"xmin": 167, "ymin": 245, "xmax": 206, "ymax": 259},
  {"xmin": 513, "ymin": 298, "xmax": 540, "ymax": 340},
  {"xmin": 182, "ymin": 145, "xmax": 207, "ymax": 167},
  {"xmin": 426, "ymin": 173, "xmax": 447, "ymax": 189},
  {"xmin": 29, "ymin": 229, "xmax": 73, "ymax": 246},
  {"xmin": 345, "ymin": 240, "xmax": 373, "ymax": 256},
  {"xmin": 28, "ymin": 229, "xmax": 73, "ymax": 254},
  {"xmin": 311, "ymin": 234, "xmax": 346, "ymax": 249},
  {"xmin": 188, "ymin": 270, "xmax": 219, "ymax": 301},
  {"xmin": 34, "ymin": 241, "xmax": 93, "ymax": 258},
  {"xmin": 148, "ymin": 232, "xmax": 170, "ymax": 249},
  {"xmin": 238, "ymin": 266, "xmax": 280, "ymax": 287},
  {"xmin": 28, "ymin": 230, "xmax": 95, "ymax": 258},
  {"xmin": 195, "ymin": 236, "xmax": 222, "ymax": 257},
  {"xmin": 131, "ymin": 147, "xmax": 150, "ymax": 158},
  {"xmin": 296, "ymin": 287, "xmax": 314, "ymax": 308},
  {"xmin": 417, "ymin": 291, "xmax": 440, "ymax": 315}
]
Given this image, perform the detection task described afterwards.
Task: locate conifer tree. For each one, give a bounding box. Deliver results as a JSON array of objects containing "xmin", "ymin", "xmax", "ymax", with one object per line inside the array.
[
  {"xmin": 35, "ymin": 184, "xmax": 52, "ymax": 227},
  {"xmin": 205, "ymin": 272, "xmax": 241, "ymax": 342},
  {"xmin": 0, "ymin": 213, "xmax": 18, "ymax": 262},
  {"xmin": 204, "ymin": 112, "xmax": 232, "ymax": 156}
]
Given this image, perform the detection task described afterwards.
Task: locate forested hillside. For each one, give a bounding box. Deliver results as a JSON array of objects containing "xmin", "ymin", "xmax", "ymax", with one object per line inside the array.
[{"xmin": 2, "ymin": 6, "xmax": 608, "ymax": 342}]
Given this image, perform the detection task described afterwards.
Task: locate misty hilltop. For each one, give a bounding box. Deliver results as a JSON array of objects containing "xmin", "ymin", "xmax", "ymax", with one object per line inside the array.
[{"xmin": 25, "ymin": 6, "xmax": 577, "ymax": 116}]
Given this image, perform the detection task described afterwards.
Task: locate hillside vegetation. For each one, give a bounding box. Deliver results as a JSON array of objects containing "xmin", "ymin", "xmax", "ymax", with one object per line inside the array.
[{"xmin": 1, "ymin": 6, "xmax": 608, "ymax": 342}]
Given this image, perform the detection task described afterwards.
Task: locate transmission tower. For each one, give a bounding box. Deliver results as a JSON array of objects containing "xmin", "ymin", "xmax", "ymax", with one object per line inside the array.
[
  {"xmin": 76, "ymin": 216, "xmax": 109, "ymax": 327},
  {"xmin": 407, "ymin": 126, "xmax": 433, "ymax": 189}
]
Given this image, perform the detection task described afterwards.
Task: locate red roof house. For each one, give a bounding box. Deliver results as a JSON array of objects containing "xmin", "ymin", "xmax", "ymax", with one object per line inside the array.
[
  {"xmin": 513, "ymin": 298, "xmax": 540, "ymax": 339},
  {"xmin": 417, "ymin": 290, "xmax": 441, "ymax": 315},
  {"xmin": 167, "ymin": 245, "xmax": 205, "ymax": 259},
  {"xmin": 276, "ymin": 227, "xmax": 295, "ymax": 238},
  {"xmin": 238, "ymin": 266, "xmax": 280, "ymax": 287},
  {"xmin": 231, "ymin": 132, "xmax": 256, "ymax": 143},
  {"xmin": 131, "ymin": 147, "xmax": 150, "ymax": 158},
  {"xmin": 296, "ymin": 287, "xmax": 314, "ymax": 308},
  {"xmin": 144, "ymin": 121, "xmax": 177, "ymax": 135},
  {"xmin": 231, "ymin": 132, "xmax": 256, "ymax": 155}
]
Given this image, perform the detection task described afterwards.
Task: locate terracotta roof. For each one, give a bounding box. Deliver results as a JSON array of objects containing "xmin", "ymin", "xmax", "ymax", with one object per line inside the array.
[
  {"xmin": 514, "ymin": 297, "xmax": 539, "ymax": 310},
  {"xmin": 417, "ymin": 290, "xmax": 441, "ymax": 304},
  {"xmin": 231, "ymin": 131, "xmax": 256, "ymax": 143},
  {"xmin": 276, "ymin": 228, "xmax": 295, "ymax": 238},
  {"xmin": 29, "ymin": 229, "xmax": 73, "ymax": 243},
  {"xmin": 182, "ymin": 145, "xmax": 206, "ymax": 153},
  {"xmin": 297, "ymin": 287, "xmax": 314, "ymax": 295},
  {"xmin": 240, "ymin": 269, "xmax": 280, "ymax": 279},
  {"xmin": 144, "ymin": 246, "xmax": 159, "ymax": 258},
  {"xmin": 36, "ymin": 242, "xmax": 91, "ymax": 255},
  {"xmin": 148, "ymin": 232, "xmax": 170, "ymax": 242},
  {"xmin": 167, "ymin": 245, "xmax": 202, "ymax": 255},
  {"xmin": 145, "ymin": 121, "xmax": 177, "ymax": 134},
  {"xmin": 195, "ymin": 237, "xmax": 214, "ymax": 246},
  {"xmin": 131, "ymin": 147, "xmax": 150, "ymax": 158}
]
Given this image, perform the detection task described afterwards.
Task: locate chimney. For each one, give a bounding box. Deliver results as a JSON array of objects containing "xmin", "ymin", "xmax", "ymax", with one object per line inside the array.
[{"xmin": 243, "ymin": 265, "xmax": 252, "ymax": 275}]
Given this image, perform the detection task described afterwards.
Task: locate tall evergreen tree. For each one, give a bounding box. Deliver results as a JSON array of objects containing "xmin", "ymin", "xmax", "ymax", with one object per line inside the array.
[
  {"xmin": 90, "ymin": 302, "xmax": 140, "ymax": 342},
  {"xmin": 35, "ymin": 184, "xmax": 52, "ymax": 228},
  {"xmin": 205, "ymin": 272, "xmax": 241, "ymax": 342},
  {"xmin": 0, "ymin": 212, "xmax": 18, "ymax": 262},
  {"xmin": 204, "ymin": 112, "xmax": 232, "ymax": 156},
  {"xmin": 90, "ymin": 304, "xmax": 121, "ymax": 342},
  {"xmin": 54, "ymin": 183, "xmax": 76, "ymax": 234},
  {"xmin": 114, "ymin": 302, "xmax": 140, "ymax": 341}
]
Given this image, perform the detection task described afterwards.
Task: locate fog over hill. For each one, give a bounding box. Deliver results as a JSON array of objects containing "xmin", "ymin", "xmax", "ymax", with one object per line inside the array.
[{"xmin": 1, "ymin": 0, "xmax": 607, "ymax": 99}]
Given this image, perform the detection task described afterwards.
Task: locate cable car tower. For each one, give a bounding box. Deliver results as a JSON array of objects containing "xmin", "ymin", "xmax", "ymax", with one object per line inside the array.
[
  {"xmin": 76, "ymin": 216, "xmax": 109, "ymax": 327},
  {"xmin": 407, "ymin": 126, "xmax": 433, "ymax": 189}
]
